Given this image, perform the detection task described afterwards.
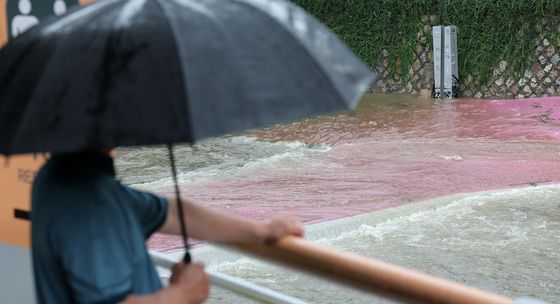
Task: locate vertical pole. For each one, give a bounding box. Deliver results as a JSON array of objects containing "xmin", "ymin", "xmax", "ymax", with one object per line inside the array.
[
  {"xmin": 439, "ymin": 26, "xmax": 445, "ymax": 99},
  {"xmin": 444, "ymin": 26, "xmax": 458, "ymax": 98},
  {"xmin": 450, "ymin": 26, "xmax": 459, "ymax": 98},
  {"xmin": 432, "ymin": 26, "xmax": 445, "ymax": 99}
]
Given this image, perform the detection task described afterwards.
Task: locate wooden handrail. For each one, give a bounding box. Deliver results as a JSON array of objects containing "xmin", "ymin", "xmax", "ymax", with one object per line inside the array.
[{"xmin": 228, "ymin": 236, "xmax": 512, "ymax": 304}]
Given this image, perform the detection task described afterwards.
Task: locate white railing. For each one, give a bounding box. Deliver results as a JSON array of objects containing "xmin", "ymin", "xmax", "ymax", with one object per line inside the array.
[{"xmin": 149, "ymin": 250, "xmax": 307, "ymax": 304}]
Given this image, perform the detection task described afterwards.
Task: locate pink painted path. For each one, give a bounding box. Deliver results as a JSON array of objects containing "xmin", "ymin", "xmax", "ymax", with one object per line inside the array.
[{"xmin": 148, "ymin": 95, "xmax": 560, "ymax": 252}]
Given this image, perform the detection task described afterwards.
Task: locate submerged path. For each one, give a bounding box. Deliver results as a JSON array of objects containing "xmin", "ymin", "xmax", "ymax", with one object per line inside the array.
[{"xmin": 145, "ymin": 94, "xmax": 560, "ymax": 251}]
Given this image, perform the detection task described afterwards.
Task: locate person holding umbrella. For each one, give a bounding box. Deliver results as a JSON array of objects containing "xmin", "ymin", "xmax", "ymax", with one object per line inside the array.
[
  {"xmin": 0, "ymin": 0, "xmax": 374, "ymax": 303},
  {"xmin": 31, "ymin": 150, "xmax": 304, "ymax": 304}
]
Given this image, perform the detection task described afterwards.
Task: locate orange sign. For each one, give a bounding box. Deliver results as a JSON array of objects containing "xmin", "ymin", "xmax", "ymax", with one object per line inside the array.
[
  {"xmin": 0, "ymin": 0, "xmax": 7, "ymax": 46},
  {"xmin": 0, "ymin": 155, "xmax": 45, "ymax": 247},
  {"xmin": 0, "ymin": 0, "xmax": 95, "ymax": 248}
]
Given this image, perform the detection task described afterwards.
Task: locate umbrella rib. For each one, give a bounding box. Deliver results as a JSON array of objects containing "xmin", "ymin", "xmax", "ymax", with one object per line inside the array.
[{"xmin": 153, "ymin": 0, "xmax": 195, "ymax": 142}]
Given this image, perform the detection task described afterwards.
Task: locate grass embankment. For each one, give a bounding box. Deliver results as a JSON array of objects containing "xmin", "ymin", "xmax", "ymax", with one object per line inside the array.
[{"xmin": 294, "ymin": 0, "xmax": 560, "ymax": 84}]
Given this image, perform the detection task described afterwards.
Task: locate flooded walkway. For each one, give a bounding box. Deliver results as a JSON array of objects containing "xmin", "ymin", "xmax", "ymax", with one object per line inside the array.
[
  {"xmin": 201, "ymin": 184, "xmax": 560, "ymax": 303},
  {"xmin": 116, "ymin": 94, "xmax": 560, "ymax": 252},
  {"xmin": 114, "ymin": 93, "xmax": 560, "ymax": 302}
]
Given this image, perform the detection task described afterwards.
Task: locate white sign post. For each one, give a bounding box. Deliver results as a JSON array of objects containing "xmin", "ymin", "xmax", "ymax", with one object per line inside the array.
[
  {"xmin": 432, "ymin": 26, "xmax": 444, "ymax": 99},
  {"xmin": 444, "ymin": 26, "xmax": 458, "ymax": 98},
  {"xmin": 433, "ymin": 25, "xmax": 458, "ymax": 99}
]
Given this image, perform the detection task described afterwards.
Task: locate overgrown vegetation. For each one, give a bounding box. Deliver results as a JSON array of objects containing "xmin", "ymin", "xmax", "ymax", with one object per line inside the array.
[{"xmin": 293, "ymin": 0, "xmax": 560, "ymax": 84}]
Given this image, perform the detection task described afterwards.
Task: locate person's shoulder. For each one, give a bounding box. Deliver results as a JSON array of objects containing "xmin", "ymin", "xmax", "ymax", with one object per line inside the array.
[
  {"xmin": 32, "ymin": 159, "xmax": 56, "ymax": 188},
  {"xmin": 116, "ymin": 182, "xmax": 166, "ymax": 201}
]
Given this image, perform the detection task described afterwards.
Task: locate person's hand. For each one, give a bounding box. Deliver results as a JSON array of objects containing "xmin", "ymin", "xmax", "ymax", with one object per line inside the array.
[
  {"xmin": 261, "ymin": 214, "xmax": 304, "ymax": 244},
  {"xmin": 170, "ymin": 263, "xmax": 209, "ymax": 304},
  {"xmin": 121, "ymin": 263, "xmax": 209, "ymax": 304}
]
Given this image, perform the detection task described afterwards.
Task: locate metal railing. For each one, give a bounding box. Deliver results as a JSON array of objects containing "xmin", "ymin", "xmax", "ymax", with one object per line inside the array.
[{"xmin": 150, "ymin": 250, "xmax": 307, "ymax": 304}]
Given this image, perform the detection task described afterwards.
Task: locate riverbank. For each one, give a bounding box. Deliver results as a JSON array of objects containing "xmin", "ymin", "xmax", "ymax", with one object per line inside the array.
[{"xmin": 171, "ymin": 184, "xmax": 560, "ymax": 265}]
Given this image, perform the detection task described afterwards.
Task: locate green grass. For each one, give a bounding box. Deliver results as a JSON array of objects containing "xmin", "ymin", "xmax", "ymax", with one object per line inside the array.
[{"xmin": 293, "ymin": 0, "xmax": 560, "ymax": 85}]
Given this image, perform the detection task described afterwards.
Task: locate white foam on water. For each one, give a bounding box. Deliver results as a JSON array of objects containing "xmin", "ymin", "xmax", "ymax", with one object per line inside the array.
[
  {"xmin": 183, "ymin": 184, "xmax": 560, "ymax": 303},
  {"xmin": 311, "ymin": 186, "xmax": 557, "ymax": 248},
  {"xmin": 119, "ymin": 136, "xmax": 330, "ymax": 190},
  {"xmin": 439, "ymin": 155, "xmax": 463, "ymax": 160}
]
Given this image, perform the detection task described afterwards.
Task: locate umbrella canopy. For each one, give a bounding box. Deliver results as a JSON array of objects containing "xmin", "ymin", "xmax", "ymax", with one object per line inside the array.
[{"xmin": 0, "ymin": 0, "xmax": 374, "ymax": 155}]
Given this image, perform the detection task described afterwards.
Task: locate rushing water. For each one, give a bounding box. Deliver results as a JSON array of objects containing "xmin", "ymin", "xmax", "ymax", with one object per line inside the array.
[
  {"xmin": 115, "ymin": 94, "xmax": 560, "ymax": 303},
  {"xmin": 191, "ymin": 185, "xmax": 560, "ymax": 304}
]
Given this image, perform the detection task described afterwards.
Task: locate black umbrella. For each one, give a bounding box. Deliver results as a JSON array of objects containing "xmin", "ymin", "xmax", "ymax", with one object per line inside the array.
[{"xmin": 0, "ymin": 0, "xmax": 374, "ymax": 262}]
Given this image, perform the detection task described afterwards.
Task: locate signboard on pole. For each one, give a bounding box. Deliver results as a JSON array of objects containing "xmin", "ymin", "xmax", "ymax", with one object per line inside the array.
[
  {"xmin": 433, "ymin": 25, "xmax": 459, "ymax": 99},
  {"xmin": 444, "ymin": 26, "xmax": 458, "ymax": 98},
  {"xmin": 432, "ymin": 26, "xmax": 444, "ymax": 99}
]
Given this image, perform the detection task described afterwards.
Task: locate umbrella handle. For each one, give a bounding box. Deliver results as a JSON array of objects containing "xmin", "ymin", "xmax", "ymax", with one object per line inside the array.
[{"xmin": 167, "ymin": 144, "xmax": 192, "ymax": 264}]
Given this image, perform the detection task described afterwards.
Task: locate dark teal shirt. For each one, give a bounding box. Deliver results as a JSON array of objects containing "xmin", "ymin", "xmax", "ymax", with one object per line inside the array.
[{"xmin": 31, "ymin": 153, "xmax": 168, "ymax": 304}]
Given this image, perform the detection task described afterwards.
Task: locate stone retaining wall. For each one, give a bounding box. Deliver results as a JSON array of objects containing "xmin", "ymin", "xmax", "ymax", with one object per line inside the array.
[{"xmin": 372, "ymin": 17, "xmax": 560, "ymax": 99}]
